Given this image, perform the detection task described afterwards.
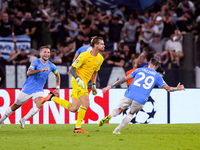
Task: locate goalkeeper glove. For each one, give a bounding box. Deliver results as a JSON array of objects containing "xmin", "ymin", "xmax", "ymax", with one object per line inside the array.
[
  {"xmin": 92, "ymin": 83, "xmax": 97, "ymax": 95},
  {"xmin": 76, "ymin": 77, "xmax": 85, "ymax": 89}
]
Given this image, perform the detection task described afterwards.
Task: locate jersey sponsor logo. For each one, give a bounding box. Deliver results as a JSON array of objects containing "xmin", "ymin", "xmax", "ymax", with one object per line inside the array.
[{"xmin": 0, "ymin": 89, "xmax": 109, "ymax": 124}]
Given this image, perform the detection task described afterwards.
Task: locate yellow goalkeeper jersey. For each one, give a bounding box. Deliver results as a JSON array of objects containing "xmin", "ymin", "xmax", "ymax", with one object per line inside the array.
[{"xmin": 72, "ymin": 50, "xmax": 104, "ymax": 84}]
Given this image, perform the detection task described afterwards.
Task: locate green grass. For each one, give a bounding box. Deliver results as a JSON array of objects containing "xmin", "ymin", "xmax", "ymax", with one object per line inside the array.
[{"xmin": 0, "ymin": 124, "xmax": 200, "ymax": 150}]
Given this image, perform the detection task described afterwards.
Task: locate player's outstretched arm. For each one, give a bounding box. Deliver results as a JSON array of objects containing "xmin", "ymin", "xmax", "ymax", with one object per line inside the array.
[
  {"xmin": 163, "ymin": 82, "xmax": 185, "ymax": 92},
  {"xmin": 102, "ymin": 75, "xmax": 132, "ymax": 93}
]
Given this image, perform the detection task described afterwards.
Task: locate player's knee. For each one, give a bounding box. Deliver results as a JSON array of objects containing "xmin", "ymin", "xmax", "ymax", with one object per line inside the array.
[{"xmin": 70, "ymin": 107, "xmax": 79, "ymax": 112}]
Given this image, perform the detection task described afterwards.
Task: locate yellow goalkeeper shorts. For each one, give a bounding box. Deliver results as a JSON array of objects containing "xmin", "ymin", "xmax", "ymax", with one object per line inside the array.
[{"xmin": 71, "ymin": 77, "xmax": 88, "ymax": 102}]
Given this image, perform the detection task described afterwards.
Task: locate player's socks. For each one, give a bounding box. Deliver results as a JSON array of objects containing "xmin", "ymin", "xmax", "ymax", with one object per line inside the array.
[
  {"xmin": 98, "ymin": 115, "xmax": 111, "ymax": 127},
  {"xmin": 53, "ymin": 97, "xmax": 72, "ymax": 110},
  {"xmin": 76, "ymin": 106, "xmax": 87, "ymax": 128},
  {"xmin": 0, "ymin": 107, "xmax": 13, "ymax": 126},
  {"xmin": 114, "ymin": 113, "xmax": 133, "ymax": 132},
  {"xmin": 23, "ymin": 106, "xmax": 40, "ymax": 121},
  {"xmin": 110, "ymin": 108, "xmax": 120, "ymax": 117}
]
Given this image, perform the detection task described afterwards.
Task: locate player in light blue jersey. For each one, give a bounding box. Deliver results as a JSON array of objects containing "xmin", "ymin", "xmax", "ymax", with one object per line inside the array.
[
  {"xmin": 0, "ymin": 46, "xmax": 60, "ymax": 128},
  {"xmin": 72, "ymin": 43, "xmax": 92, "ymax": 62},
  {"xmin": 98, "ymin": 58, "xmax": 185, "ymax": 134}
]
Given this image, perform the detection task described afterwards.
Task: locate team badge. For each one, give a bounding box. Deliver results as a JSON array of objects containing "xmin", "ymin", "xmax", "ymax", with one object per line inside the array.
[
  {"xmin": 73, "ymin": 59, "xmax": 79, "ymax": 66},
  {"xmin": 97, "ymin": 61, "xmax": 100, "ymax": 64},
  {"xmin": 30, "ymin": 62, "xmax": 34, "ymax": 68}
]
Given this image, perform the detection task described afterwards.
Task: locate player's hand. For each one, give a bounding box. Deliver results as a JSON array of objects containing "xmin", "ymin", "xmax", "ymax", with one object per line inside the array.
[
  {"xmin": 76, "ymin": 77, "xmax": 85, "ymax": 89},
  {"xmin": 92, "ymin": 83, "xmax": 97, "ymax": 95},
  {"xmin": 177, "ymin": 82, "xmax": 185, "ymax": 91},
  {"xmin": 40, "ymin": 67, "xmax": 49, "ymax": 72},
  {"xmin": 102, "ymin": 86, "xmax": 111, "ymax": 93},
  {"xmin": 53, "ymin": 88, "xmax": 60, "ymax": 96}
]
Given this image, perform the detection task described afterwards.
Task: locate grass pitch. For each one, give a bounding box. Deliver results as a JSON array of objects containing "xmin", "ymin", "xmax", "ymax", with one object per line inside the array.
[{"xmin": 0, "ymin": 124, "xmax": 199, "ymax": 150}]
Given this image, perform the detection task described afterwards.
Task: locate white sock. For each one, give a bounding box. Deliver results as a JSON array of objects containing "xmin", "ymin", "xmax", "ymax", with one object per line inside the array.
[
  {"xmin": 51, "ymin": 96, "xmax": 55, "ymax": 101},
  {"xmin": 22, "ymin": 106, "xmax": 40, "ymax": 120},
  {"xmin": 0, "ymin": 107, "xmax": 13, "ymax": 124},
  {"xmin": 110, "ymin": 108, "xmax": 120, "ymax": 118},
  {"xmin": 115, "ymin": 113, "xmax": 133, "ymax": 132}
]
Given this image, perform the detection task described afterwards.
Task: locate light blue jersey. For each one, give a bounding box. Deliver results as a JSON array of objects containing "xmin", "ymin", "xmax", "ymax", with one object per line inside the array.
[
  {"xmin": 124, "ymin": 67, "xmax": 166, "ymax": 105},
  {"xmin": 22, "ymin": 59, "xmax": 57, "ymax": 94},
  {"xmin": 75, "ymin": 45, "xmax": 92, "ymax": 55}
]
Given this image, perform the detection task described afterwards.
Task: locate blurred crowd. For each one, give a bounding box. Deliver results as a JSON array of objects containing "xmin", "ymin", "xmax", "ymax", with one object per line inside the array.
[{"xmin": 0, "ymin": 0, "xmax": 200, "ymax": 69}]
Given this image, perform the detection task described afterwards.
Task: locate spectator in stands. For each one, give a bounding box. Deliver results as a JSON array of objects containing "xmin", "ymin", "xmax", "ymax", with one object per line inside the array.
[
  {"xmin": 64, "ymin": 15, "xmax": 79, "ymax": 39},
  {"xmin": 107, "ymin": 50, "xmax": 125, "ymax": 67},
  {"xmin": 162, "ymin": 15, "xmax": 177, "ymax": 40},
  {"xmin": 177, "ymin": 0, "xmax": 195, "ymax": 14},
  {"xmin": 28, "ymin": 48, "xmax": 38, "ymax": 63},
  {"xmin": 99, "ymin": 16, "xmax": 110, "ymax": 42},
  {"xmin": 73, "ymin": 31, "xmax": 85, "ymax": 49},
  {"xmin": 109, "ymin": 16, "xmax": 123, "ymax": 42},
  {"xmin": 149, "ymin": 34, "xmax": 165, "ymax": 56},
  {"xmin": 50, "ymin": 13, "xmax": 67, "ymax": 48},
  {"xmin": 154, "ymin": 16, "xmax": 164, "ymax": 37},
  {"xmin": 100, "ymin": 50, "xmax": 111, "ymax": 67},
  {"xmin": 0, "ymin": 12, "xmax": 13, "ymax": 37},
  {"xmin": 16, "ymin": 11, "xmax": 24, "ymax": 21},
  {"xmin": 135, "ymin": 36, "xmax": 149, "ymax": 54},
  {"xmin": 81, "ymin": 25, "xmax": 91, "ymax": 40},
  {"xmin": 122, "ymin": 15, "xmax": 140, "ymax": 43},
  {"xmin": 13, "ymin": 16, "xmax": 29, "ymax": 36},
  {"xmin": 7, "ymin": 48, "xmax": 29, "ymax": 65},
  {"xmin": 22, "ymin": 12, "xmax": 36, "ymax": 42},
  {"xmin": 76, "ymin": 7, "xmax": 88, "ymax": 25},
  {"xmin": 32, "ymin": 2, "xmax": 50, "ymax": 49},
  {"xmin": 41, "ymin": 21, "xmax": 53, "ymax": 48},
  {"xmin": 113, "ymin": 5, "xmax": 126, "ymax": 22},
  {"xmin": 140, "ymin": 19, "xmax": 156, "ymax": 44},
  {"xmin": 49, "ymin": 48, "xmax": 62, "ymax": 64},
  {"xmin": 176, "ymin": 10, "xmax": 194, "ymax": 33},
  {"xmin": 165, "ymin": 34, "xmax": 184, "ymax": 67},
  {"xmin": 60, "ymin": 41, "xmax": 76, "ymax": 65},
  {"xmin": 120, "ymin": 44, "xmax": 134, "ymax": 67}
]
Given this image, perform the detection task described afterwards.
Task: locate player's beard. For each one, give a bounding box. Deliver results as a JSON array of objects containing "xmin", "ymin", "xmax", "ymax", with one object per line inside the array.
[{"xmin": 42, "ymin": 56, "xmax": 49, "ymax": 62}]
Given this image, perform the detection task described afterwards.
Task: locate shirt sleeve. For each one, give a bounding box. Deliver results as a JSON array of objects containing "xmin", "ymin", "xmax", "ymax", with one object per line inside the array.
[
  {"xmin": 72, "ymin": 52, "xmax": 85, "ymax": 69},
  {"xmin": 155, "ymin": 74, "xmax": 166, "ymax": 87},
  {"xmin": 51, "ymin": 63, "xmax": 57, "ymax": 74},
  {"xmin": 28, "ymin": 60, "xmax": 37, "ymax": 70},
  {"xmin": 130, "ymin": 68, "xmax": 139, "ymax": 78}
]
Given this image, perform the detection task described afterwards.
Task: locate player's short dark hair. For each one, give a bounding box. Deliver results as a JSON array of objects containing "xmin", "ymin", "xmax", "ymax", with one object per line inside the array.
[
  {"xmin": 150, "ymin": 58, "xmax": 159, "ymax": 67},
  {"xmin": 90, "ymin": 36, "xmax": 103, "ymax": 47},
  {"xmin": 40, "ymin": 45, "xmax": 50, "ymax": 51}
]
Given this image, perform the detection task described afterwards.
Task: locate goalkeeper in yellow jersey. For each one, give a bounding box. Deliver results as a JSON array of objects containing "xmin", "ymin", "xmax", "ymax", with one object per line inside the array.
[{"xmin": 41, "ymin": 36, "xmax": 104, "ymax": 133}]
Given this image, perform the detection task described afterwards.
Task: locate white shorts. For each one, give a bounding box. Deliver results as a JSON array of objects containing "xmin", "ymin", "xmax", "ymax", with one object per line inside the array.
[
  {"xmin": 14, "ymin": 91, "xmax": 44, "ymax": 105},
  {"xmin": 117, "ymin": 96, "xmax": 144, "ymax": 114}
]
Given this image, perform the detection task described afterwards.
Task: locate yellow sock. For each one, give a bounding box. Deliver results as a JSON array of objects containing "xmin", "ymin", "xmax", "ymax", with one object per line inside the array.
[
  {"xmin": 53, "ymin": 97, "xmax": 71, "ymax": 110},
  {"xmin": 76, "ymin": 106, "xmax": 87, "ymax": 128}
]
